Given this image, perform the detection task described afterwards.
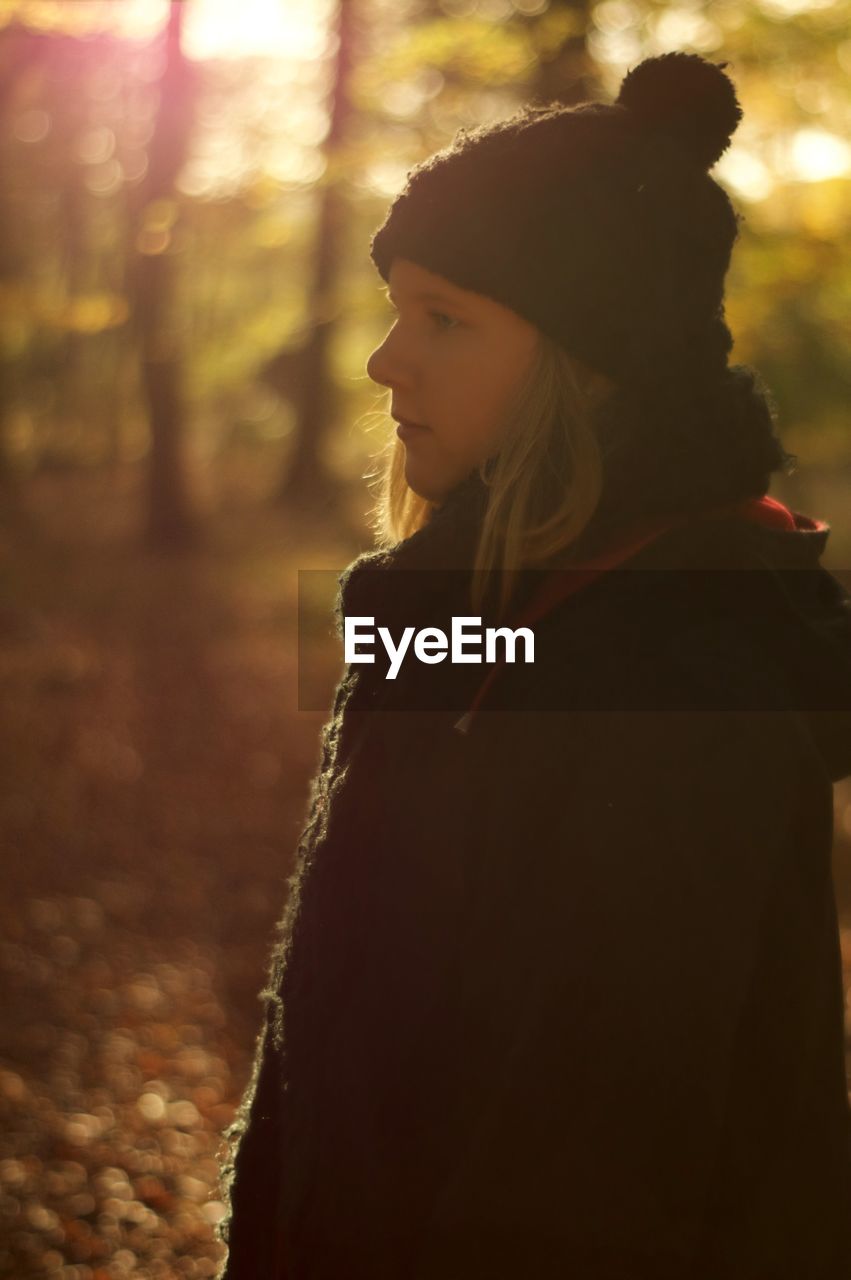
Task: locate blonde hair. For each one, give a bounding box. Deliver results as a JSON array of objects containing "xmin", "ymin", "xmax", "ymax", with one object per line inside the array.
[{"xmin": 362, "ymin": 331, "xmax": 611, "ymax": 621}]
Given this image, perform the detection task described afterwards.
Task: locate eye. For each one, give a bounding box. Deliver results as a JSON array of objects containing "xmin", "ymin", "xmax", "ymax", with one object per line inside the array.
[
  {"xmin": 429, "ymin": 311, "xmax": 459, "ymax": 331},
  {"xmin": 383, "ymin": 297, "xmax": 459, "ymax": 331}
]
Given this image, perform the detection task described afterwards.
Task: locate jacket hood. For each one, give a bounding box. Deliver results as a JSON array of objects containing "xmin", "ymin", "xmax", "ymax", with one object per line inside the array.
[
  {"xmin": 702, "ymin": 499, "xmax": 851, "ymax": 784},
  {"xmin": 530, "ymin": 493, "xmax": 851, "ymax": 784}
]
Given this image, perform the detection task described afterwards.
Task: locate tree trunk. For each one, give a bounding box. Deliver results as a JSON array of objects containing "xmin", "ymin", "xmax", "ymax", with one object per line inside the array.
[
  {"xmin": 130, "ymin": 0, "xmax": 199, "ymax": 551},
  {"xmin": 0, "ymin": 23, "xmax": 46, "ymax": 505},
  {"xmin": 274, "ymin": 0, "xmax": 357, "ymax": 518}
]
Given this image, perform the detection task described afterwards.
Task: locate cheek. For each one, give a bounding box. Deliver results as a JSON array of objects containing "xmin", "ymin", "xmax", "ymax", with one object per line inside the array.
[
  {"xmin": 438, "ymin": 408, "xmax": 504, "ymax": 469},
  {"xmin": 430, "ymin": 335, "xmax": 532, "ymax": 457},
  {"xmin": 457, "ymin": 372, "xmax": 514, "ymax": 446},
  {"xmin": 440, "ymin": 347, "xmax": 501, "ymax": 419}
]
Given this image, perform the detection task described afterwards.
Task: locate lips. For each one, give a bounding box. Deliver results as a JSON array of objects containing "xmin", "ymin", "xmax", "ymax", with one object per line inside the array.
[
  {"xmin": 393, "ymin": 414, "xmax": 429, "ymax": 430},
  {"xmin": 395, "ymin": 419, "xmax": 430, "ymax": 442}
]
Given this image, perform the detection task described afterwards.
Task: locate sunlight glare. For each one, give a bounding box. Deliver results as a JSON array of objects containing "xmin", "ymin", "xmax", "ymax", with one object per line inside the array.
[
  {"xmin": 0, "ymin": 0, "xmax": 168, "ymax": 38},
  {"xmin": 789, "ymin": 129, "xmax": 851, "ymax": 182},
  {"xmin": 716, "ymin": 148, "xmax": 774, "ymax": 202},
  {"xmin": 756, "ymin": 0, "xmax": 837, "ymax": 14},
  {"xmin": 182, "ymin": 0, "xmax": 335, "ymax": 61}
]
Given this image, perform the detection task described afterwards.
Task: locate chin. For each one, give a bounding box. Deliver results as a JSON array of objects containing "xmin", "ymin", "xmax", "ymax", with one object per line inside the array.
[{"xmin": 403, "ymin": 465, "xmax": 455, "ymax": 506}]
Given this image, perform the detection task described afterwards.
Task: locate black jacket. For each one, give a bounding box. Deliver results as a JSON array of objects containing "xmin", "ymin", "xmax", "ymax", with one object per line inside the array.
[{"xmin": 217, "ymin": 471, "xmax": 851, "ymax": 1279}]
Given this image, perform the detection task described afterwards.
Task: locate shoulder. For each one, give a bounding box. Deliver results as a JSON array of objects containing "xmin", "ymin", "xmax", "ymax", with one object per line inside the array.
[
  {"xmin": 475, "ymin": 549, "xmax": 824, "ymax": 808},
  {"xmin": 497, "ymin": 518, "xmax": 795, "ymax": 716}
]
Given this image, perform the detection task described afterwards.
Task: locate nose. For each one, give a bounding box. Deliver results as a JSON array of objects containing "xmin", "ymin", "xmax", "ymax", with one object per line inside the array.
[
  {"xmin": 366, "ymin": 334, "xmax": 394, "ymax": 388},
  {"xmin": 366, "ymin": 322, "xmax": 415, "ymax": 392}
]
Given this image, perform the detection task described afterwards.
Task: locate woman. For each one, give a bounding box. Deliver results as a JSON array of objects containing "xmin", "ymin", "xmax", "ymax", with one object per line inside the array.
[{"xmin": 217, "ymin": 53, "xmax": 851, "ymax": 1278}]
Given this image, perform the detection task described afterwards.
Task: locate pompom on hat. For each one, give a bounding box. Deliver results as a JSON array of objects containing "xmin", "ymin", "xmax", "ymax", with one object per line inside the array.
[
  {"xmin": 614, "ymin": 51, "xmax": 742, "ymax": 170},
  {"xmin": 370, "ymin": 52, "xmax": 746, "ymax": 389}
]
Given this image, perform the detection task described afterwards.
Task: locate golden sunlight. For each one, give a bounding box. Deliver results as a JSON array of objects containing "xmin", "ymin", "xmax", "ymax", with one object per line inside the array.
[{"xmin": 182, "ymin": 0, "xmax": 334, "ymax": 62}]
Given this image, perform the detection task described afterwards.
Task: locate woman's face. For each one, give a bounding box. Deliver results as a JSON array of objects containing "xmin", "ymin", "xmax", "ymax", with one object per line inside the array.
[{"xmin": 366, "ymin": 258, "xmax": 540, "ymax": 504}]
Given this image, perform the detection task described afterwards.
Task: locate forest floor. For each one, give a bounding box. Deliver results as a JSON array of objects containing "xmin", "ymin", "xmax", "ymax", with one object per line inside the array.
[
  {"xmin": 1, "ymin": 461, "xmax": 850, "ymax": 1280},
  {"xmin": 0, "ymin": 461, "xmax": 360, "ymax": 1279}
]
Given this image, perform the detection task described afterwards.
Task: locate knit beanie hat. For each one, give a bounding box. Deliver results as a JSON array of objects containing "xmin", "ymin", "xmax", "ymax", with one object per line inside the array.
[{"xmin": 370, "ymin": 51, "xmax": 745, "ymax": 390}]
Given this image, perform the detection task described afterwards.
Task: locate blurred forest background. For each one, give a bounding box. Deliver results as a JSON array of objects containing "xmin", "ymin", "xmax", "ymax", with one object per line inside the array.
[{"xmin": 0, "ymin": 0, "xmax": 849, "ymax": 1276}]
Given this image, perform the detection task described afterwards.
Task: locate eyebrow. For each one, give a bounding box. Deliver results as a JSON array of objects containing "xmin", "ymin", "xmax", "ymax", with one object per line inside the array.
[{"xmin": 383, "ymin": 285, "xmax": 466, "ymax": 310}]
